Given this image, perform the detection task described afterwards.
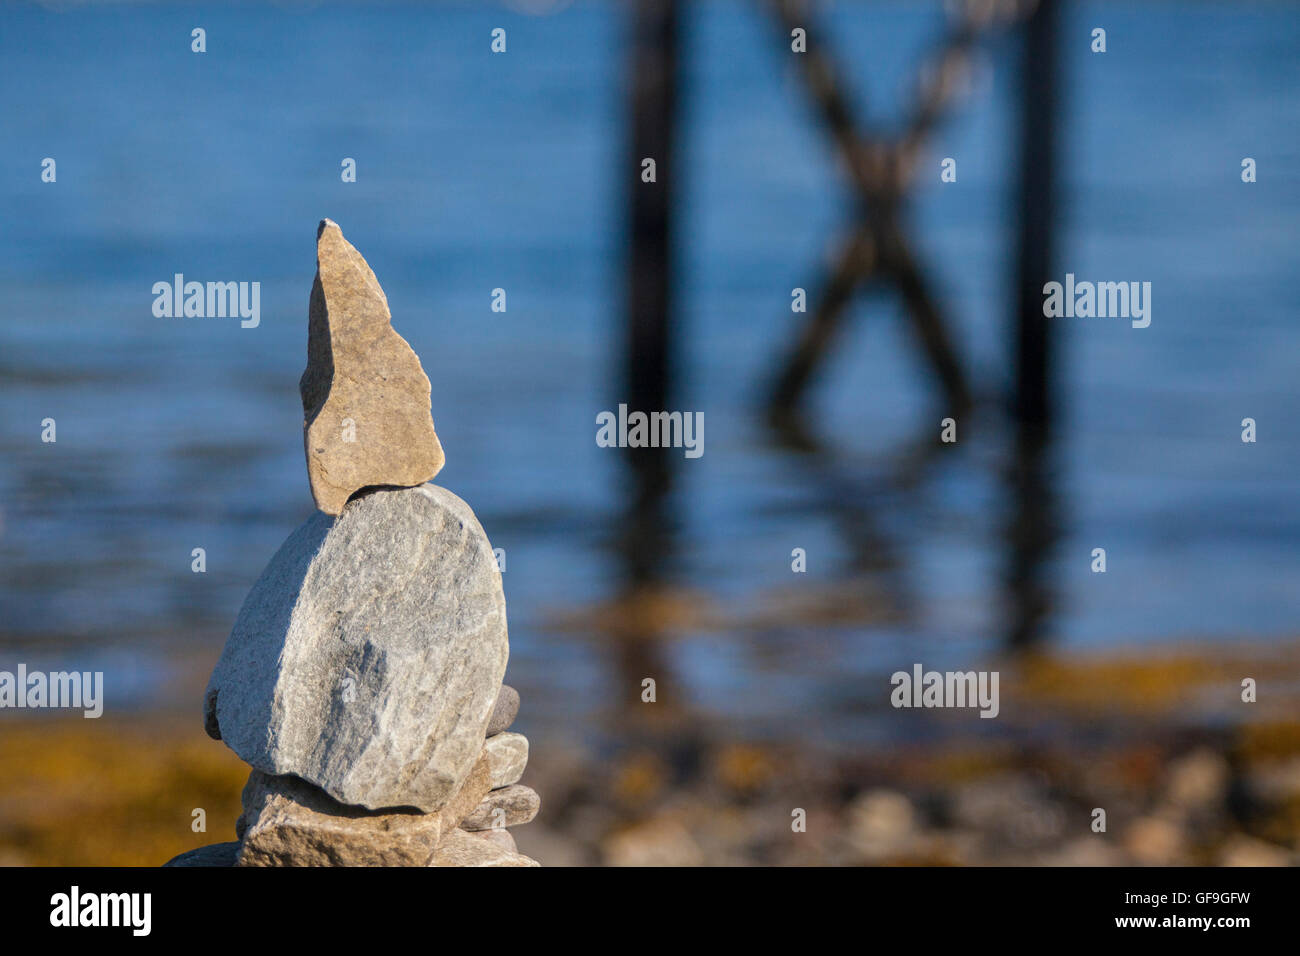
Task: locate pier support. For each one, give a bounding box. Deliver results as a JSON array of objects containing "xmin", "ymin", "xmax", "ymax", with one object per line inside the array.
[
  {"xmin": 1006, "ymin": 0, "xmax": 1061, "ymax": 650},
  {"xmin": 621, "ymin": 0, "xmax": 681, "ymax": 585}
]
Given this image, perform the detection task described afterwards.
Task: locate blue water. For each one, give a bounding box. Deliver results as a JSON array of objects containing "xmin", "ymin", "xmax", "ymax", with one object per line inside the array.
[{"xmin": 1, "ymin": 2, "xmax": 1297, "ymax": 735}]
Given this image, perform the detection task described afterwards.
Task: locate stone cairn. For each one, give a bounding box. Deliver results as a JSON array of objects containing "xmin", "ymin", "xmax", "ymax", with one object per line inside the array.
[{"xmin": 166, "ymin": 220, "xmax": 540, "ymax": 867}]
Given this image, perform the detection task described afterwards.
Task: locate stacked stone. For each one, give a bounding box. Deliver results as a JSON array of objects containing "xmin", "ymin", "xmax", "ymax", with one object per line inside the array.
[
  {"xmin": 229, "ymin": 683, "xmax": 540, "ymax": 868},
  {"xmin": 429, "ymin": 686, "xmax": 543, "ymax": 865},
  {"xmin": 166, "ymin": 221, "xmax": 538, "ymax": 867}
]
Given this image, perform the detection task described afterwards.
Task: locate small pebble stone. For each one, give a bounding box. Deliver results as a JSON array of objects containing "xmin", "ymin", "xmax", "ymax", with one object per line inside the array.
[
  {"xmin": 461, "ymin": 785, "xmax": 540, "ymax": 831},
  {"xmin": 484, "ymin": 732, "xmax": 529, "ymax": 789},
  {"xmin": 487, "ymin": 685, "xmax": 520, "ymax": 737}
]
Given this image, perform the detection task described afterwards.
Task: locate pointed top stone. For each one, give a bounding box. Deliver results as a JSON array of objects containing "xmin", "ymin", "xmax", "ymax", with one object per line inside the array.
[{"xmin": 300, "ymin": 220, "xmax": 444, "ymax": 514}]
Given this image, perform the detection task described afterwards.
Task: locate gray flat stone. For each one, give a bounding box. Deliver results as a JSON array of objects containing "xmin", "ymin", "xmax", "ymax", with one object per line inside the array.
[
  {"xmin": 483, "ymin": 732, "xmax": 529, "ymax": 789},
  {"xmin": 163, "ymin": 842, "xmax": 240, "ymax": 867},
  {"xmin": 429, "ymin": 828, "xmax": 538, "ymax": 867},
  {"xmin": 487, "ymin": 685, "xmax": 520, "ymax": 736},
  {"xmin": 461, "ymin": 785, "xmax": 540, "ymax": 831},
  {"xmin": 204, "ymin": 484, "xmax": 508, "ymax": 812}
]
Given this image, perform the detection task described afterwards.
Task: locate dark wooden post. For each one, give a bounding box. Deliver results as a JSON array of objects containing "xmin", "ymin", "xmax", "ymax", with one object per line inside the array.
[
  {"xmin": 1007, "ymin": 0, "xmax": 1062, "ymax": 650},
  {"xmin": 621, "ymin": 0, "xmax": 680, "ymax": 585},
  {"xmin": 1012, "ymin": 0, "xmax": 1060, "ymax": 446}
]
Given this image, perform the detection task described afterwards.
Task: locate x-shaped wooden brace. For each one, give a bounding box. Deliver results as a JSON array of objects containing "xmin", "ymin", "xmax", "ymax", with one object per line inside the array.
[{"xmin": 766, "ymin": 0, "xmax": 1032, "ymax": 428}]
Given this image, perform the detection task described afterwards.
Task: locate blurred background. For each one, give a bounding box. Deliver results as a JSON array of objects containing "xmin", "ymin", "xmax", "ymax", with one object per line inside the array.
[{"xmin": 1, "ymin": 0, "xmax": 1298, "ymax": 865}]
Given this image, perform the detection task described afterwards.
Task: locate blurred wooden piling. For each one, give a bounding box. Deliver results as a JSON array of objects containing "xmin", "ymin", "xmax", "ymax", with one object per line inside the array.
[
  {"xmin": 621, "ymin": 0, "xmax": 680, "ymax": 585},
  {"xmin": 1006, "ymin": 0, "xmax": 1061, "ymax": 650},
  {"xmin": 1013, "ymin": 0, "xmax": 1059, "ymax": 446}
]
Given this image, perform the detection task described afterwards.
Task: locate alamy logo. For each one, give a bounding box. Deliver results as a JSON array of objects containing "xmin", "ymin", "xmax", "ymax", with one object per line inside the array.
[
  {"xmin": 50, "ymin": 886, "xmax": 150, "ymax": 936},
  {"xmin": 152, "ymin": 274, "xmax": 261, "ymax": 328},
  {"xmin": 596, "ymin": 404, "xmax": 703, "ymax": 458},
  {"xmin": 1042, "ymin": 273, "xmax": 1151, "ymax": 328},
  {"xmin": 0, "ymin": 664, "xmax": 103, "ymax": 717},
  {"xmin": 890, "ymin": 663, "xmax": 999, "ymax": 718}
]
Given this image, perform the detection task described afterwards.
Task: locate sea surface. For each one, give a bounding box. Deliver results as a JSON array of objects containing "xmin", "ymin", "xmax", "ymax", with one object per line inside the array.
[{"xmin": 1, "ymin": 1, "xmax": 1297, "ymax": 743}]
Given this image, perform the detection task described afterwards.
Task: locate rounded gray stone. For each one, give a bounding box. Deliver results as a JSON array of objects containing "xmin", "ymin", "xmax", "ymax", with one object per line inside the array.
[
  {"xmin": 487, "ymin": 685, "xmax": 520, "ymax": 736},
  {"xmin": 163, "ymin": 842, "xmax": 241, "ymax": 867},
  {"xmin": 204, "ymin": 484, "xmax": 509, "ymax": 812}
]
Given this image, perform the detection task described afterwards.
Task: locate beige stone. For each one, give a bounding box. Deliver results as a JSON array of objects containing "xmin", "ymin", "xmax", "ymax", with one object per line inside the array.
[
  {"xmin": 448, "ymin": 753, "xmax": 495, "ymax": 827},
  {"xmin": 464, "ymin": 827, "xmax": 517, "ymax": 853},
  {"xmin": 483, "ymin": 732, "xmax": 529, "ymax": 789},
  {"xmin": 429, "ymin": 828, "xmax": 539, "ymax": 867},
  {"xmin": 300, "ymin": 219, "xmax": 444, "ymax": 515},
  {"xmin": 235, "ymin": 754, "xmax": 492, "ymax": 867},
  {"xmin": 461, "ymin": 784, "xmax": 540, "ymax": 831}
]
